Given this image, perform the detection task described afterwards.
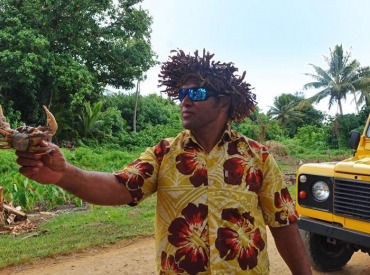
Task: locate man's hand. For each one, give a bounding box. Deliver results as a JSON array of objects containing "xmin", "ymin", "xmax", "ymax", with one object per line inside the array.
[{"xmin": 16, "ymin": 142, "xmax": 66, "ymax": 184}]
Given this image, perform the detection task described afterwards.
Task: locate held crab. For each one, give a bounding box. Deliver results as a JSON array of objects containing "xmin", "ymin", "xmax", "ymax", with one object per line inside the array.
[{"xmin": 0, "ymin": 105, "xmax": 58, "ymax": 154}]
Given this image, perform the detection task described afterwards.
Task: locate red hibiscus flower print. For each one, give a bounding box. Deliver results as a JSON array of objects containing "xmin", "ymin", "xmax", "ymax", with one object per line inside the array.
[
  {"xmin": 223, "ymin": 158, "xmax": 262, "ymax": 192},
  {"xmin": 175, "ymin": 147, "xmax": 208, "ymax": 187},
  {"xmin": 223, "ymin": 157, "xmax": 245, "ymax": 185},
  {"xmin": 215, "ymin": 208, "xmax": 265, "ymax": 270},
  {"xmin": 160, "ymin": 251, "xmax": 184, "ymax": 274},
  {"xmin": 224, "ymin": 139, "xmax": 263, "ymax": 191},
  {"xmin": 247, "ymin": 139, "xmax": 269, "ymax": 161},
  {"xmin": 168, "ymin": 203, "xmax": 209, "ymax": 274},
  {"xmin": 154, "ymin": 140, "xmax": 170, "ymax": 162},
  {"xmin": 246, "ymin": 167, "xmax": 263, "ymax": 192},
  {"xmin": 115, "ymin": 159, "xmax": 154, "ymax": 203},
  {"xmin": 274, "ymin": 187, "xmax": 299, "ymax": 224},
  {"xmin": 227, "ymin": 138, "xmax": 250, "ymax": 156}
]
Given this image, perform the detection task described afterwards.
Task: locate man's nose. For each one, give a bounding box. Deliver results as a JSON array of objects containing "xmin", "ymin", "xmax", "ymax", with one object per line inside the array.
[{"xmin": 181, "ymin": 94, "xmax": 193, "ymax": 105}]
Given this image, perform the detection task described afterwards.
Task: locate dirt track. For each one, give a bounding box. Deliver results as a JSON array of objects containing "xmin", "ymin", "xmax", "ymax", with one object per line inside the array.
[{"xmin": 1, "ymin": 229, "xmax": 369, "ymax": 275}]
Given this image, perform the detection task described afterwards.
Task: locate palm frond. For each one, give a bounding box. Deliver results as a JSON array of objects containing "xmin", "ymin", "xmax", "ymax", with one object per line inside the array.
[{"xmin": 303, "ymin": 45, "xmax": 366, "ymax": 115}]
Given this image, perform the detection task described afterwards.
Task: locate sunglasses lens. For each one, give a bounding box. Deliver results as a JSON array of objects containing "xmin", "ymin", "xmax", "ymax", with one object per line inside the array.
[
  {"xmin": 189, "ymin": 88, "xmax": 206, "ymax": 101},
  {"xmin": 178, "ymin": 87, "xmax": 213, "ymax": 102},
  {"xmin": 178, "ymin": 89, "xmax": 186, "ymax": 101}
]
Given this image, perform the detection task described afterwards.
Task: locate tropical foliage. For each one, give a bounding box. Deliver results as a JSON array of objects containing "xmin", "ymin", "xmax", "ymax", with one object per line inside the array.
[
  {"xmin": 353, "ymin": 66, "xmax": 370, "ymax": 109},
  {"xmin": 0, "ymin": 0, "xmax": 157, "ymax": 126},
  {"xmin": 267, "ymin": 92, "xmax": 324, "ymax": 137},
  {"xmin": 303, "ymin": 45, "xmax": 370, "ymax": 115}
]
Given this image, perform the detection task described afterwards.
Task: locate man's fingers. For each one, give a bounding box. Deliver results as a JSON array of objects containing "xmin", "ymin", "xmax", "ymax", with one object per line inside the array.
[
  {"xmin": 19, "ymin": 166, "xmax": 41, "ymax": 177},
  {"xmin": 16, "ymin": 150, "xmax": 42, "ymax": 159},
  {"xmin": 15, "ymin": 142, "xmax": 59, "ymax": 157},
  {"xmin": 16, "ymin": 155, "xmax": 43, "ymax": 167}
]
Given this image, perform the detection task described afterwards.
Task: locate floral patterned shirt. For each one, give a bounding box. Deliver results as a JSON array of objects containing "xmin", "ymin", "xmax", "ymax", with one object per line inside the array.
[{"xmin": 114, "ymin": 126, "xmax": 298, "ymax": 274}]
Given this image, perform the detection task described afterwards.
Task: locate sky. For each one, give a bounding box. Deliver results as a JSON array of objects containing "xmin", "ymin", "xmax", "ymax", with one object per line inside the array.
[{"xmin": 129, "ymin": 0, "xmax": 370, "ymax": 115}]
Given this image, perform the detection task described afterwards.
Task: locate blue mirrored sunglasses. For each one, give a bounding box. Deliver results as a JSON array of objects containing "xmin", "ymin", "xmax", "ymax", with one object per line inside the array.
[{"xmin": 178, "ymin": 87, "xmax": 223, "ymax": 102}]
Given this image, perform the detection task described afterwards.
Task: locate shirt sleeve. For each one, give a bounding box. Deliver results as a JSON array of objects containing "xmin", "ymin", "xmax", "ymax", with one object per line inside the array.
[
  {"xmin": 258, "ymin": 153, "xmax": 299, "ymax": 227},
  {"xmin": 114, "ymin": 145, "xmax": 159, "ymax": 206}
]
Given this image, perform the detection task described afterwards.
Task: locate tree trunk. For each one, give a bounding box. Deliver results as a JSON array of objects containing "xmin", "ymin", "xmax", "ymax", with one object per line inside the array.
[
  {"xmin": 257, "ymin": 116, "xmax": 266, "ymax": 142},
  {"xmin": 352, "ymin": 92, "xmax": 360, "ymax": 114},
  {"xmin": 366, "ymin": 96, "xmax": 370, "ymax": 107},
  {"xmin": 133, "ymin": 80, "xmax": 140, "ymax": 133},
  {"xmin": 338, "ymin": 100, "xmax": 344, "ymax": 115}
]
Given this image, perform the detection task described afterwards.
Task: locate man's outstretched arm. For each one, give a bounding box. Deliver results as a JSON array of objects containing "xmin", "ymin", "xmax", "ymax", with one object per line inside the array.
[{"xmin": 16, "ymin": 143, "xmax": 133, "ymax": 206}]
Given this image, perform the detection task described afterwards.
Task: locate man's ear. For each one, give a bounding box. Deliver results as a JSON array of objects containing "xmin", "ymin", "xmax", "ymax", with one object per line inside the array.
[{"xmin": 220, "ymin": 96, "xmax": 231, "ymax": 110}]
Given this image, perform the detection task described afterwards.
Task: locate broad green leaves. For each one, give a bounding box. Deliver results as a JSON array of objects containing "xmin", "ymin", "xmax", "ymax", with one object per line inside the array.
[{"xmin": 0, "ymin": 0, "xmax": 156, "ymax": 127}]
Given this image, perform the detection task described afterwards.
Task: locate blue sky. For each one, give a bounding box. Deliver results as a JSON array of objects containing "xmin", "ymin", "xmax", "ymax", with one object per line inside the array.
[{"xmin": 134, "ymin": 0, "xmax": 370, "ymax": 115}]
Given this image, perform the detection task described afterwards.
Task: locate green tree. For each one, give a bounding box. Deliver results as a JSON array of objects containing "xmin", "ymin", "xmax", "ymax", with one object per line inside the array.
[
  {"xmin": 303, "ymin": 45, "xmax": 364, "ymax": 115},
  {"xmin": 77, "ymin": 101, "xmax": 104, "ymax": 138},
  {"xmin": 351, "ymin": 66, "xmax": 370, "ymax": 110},
  {"xmin": 267, "ymin": 93, "xmax": 304, "ymax": 137},
  {"xmin": 104, "ymin": 93, "xmax": 180, "ymax": 132},
  {"xmin": 294, "ymin": 125, "xmax": 331, "ymax": 151},
  {"xmin": 293, "ymin": 92, "xmax": 325, "ymax": 127},
  {"xmin": 0, "ymin": 0, "xmax": 157, "ymax": 127},
  {"xmin": 98, "ymin": 106, "xmax": 127, "ymax": 136},
  {"xmin": 234, "ymin": 110, "xmax": 283, "ymax": 142},
  {"xmin": 334, "ymin": 114, "xmax": 362, "ymax": 148},
  {"xmin": 358, "ymin": 105, "xmax": 370, "ymax": 130}
]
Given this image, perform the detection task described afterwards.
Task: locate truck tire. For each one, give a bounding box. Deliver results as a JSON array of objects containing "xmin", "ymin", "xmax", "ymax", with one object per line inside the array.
[{"xmin": 300, "ymin": 230, "xmax": 354, "ymax": 271}]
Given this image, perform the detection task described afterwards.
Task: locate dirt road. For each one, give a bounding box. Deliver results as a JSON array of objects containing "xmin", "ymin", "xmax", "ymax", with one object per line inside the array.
[{"xmin": 2, "ymin": 230, "xmax": 369, "ymax": 275}]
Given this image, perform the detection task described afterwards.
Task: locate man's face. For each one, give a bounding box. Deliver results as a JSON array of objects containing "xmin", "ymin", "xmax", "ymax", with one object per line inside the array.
[{"xmin": 179, "ymin": 79, "xmax": 227, "ymax": 133}]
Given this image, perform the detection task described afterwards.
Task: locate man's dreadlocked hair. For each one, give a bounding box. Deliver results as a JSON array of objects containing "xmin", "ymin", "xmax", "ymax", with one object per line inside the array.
[{"xmin": 158, "ymin": 49, "xmax": 257, "ymax": 122}]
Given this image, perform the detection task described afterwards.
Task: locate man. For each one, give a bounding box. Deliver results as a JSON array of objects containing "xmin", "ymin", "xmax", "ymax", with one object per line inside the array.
[{"xmin": 16, "ymin": 49, "xmax": 312, "ymax": 274}]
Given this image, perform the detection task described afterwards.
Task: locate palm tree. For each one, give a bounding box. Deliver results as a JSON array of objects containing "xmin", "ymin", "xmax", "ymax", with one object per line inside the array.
[
  {"xmin": 351, "ymin": 66, "xmax": 370, "ymax": 110},
  {"xmin": 77, "ymin": 101, "xmax": 104, "ymax": 137},
  {"xmin": 267, "ymin": 94, "xmax": 304, "ymax": 137},
  {"xmin": 303, "ymin": 45, "xmax": 361, "ymax": 115}
]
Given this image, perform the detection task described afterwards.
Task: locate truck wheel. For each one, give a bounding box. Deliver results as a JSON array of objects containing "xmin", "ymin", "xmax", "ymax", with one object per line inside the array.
[{"xmin": 300, "ymin": 230, "xmax": 354, "ymax": 271}]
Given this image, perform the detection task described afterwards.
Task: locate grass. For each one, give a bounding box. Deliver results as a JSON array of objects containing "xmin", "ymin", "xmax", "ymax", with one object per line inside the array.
[
  {"xmin": 287, "ymin": 184, "xmax": 296, "ymax": 198},
  {"xmin": 0, "ymin": 195, "xmax": 156, "ymax": 269}
]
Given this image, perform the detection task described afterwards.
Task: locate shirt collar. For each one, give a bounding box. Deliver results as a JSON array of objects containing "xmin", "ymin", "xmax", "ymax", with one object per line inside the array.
[{"xmin": 182, "ymin": 124, "xmax": 235, "ymax": 150}]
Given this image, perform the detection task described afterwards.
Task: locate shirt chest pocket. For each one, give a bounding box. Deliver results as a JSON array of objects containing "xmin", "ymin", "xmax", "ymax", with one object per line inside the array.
[{"xmin": 209, "ymin": 157, "xmax": 263, "ymax": 194}]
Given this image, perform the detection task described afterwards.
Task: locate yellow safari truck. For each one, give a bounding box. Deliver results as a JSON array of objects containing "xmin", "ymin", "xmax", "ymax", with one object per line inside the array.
[{"xmin": 296, "ymin": 115, "xmax": 370, "ymax": 271}]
